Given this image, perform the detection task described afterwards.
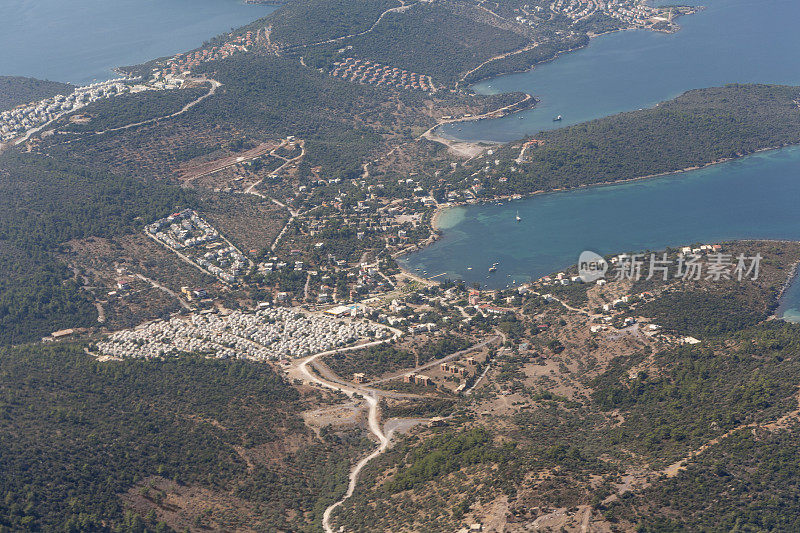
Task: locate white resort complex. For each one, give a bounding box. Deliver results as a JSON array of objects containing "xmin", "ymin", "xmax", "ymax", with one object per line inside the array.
[{"xmin": 95, "ymin": 307, "xmax": 392, "ymax": 361}]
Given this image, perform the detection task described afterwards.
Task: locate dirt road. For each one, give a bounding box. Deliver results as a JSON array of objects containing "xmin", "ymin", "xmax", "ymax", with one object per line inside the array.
[{"xmin": 291, "ymin": 336, "xmax": 396, "ymax": 533}]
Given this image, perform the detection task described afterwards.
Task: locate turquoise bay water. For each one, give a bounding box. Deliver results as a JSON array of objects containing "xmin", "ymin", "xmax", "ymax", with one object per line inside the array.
[
  {"xmin": 439, "ymin": 0, "xmax": 800, "ymax": 142},
  {"xmin": 776, "ymin": 269, "xmax": 800, "ymax": 323},
  {"xmin": 5, "ymin": 0, "xmax": 800, "ymax": 319},
  {"xmin": 413, "ymin": 0, "xmax": 800, "ymax": 320},
  {"xmin": 0, "ymin": 0, "xmax": 276, "ymax": 84},
  {"xmin": 401, "ymin": 146, "xmax": 800, "ymax": 306}
]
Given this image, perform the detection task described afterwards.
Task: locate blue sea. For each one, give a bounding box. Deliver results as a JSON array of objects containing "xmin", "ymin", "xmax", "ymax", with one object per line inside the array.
[
  {"xmin": 402, "ymin": 147, "xmax": 800, "ymax": 290},
  {"xmin": 3, "ymin": 0, "xmax": 800, "ymax": 319},
  {"xmin": 404, "ymin": 0, "xmax": 800, "ymax": 319},
  {"xmin": 0, "ymin": 0, "xmax": 276, "ymax": 84},
  {"xmin": 439, "ymin": 0, "xmax": 800, "ymax": 142}
]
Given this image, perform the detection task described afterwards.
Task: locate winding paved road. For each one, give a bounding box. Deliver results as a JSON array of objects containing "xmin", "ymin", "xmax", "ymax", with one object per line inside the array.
[
  {"xmin": 288, "ymin": 321, "xmax": 497, "ymax": 531},
  {"xmin": 282, "ymin": 1, "xmax": 417, "ymax": 51},
  {"xmin": 93, "ymin": 78, "xmax": 221, "ymax": 135}
]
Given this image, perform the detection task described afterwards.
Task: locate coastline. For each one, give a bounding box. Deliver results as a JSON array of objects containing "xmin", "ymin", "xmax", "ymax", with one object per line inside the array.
[
  {"xmin": 422, "ymin": 92, "xmax": 536, "ymax": 156},
  {"xmin": 462, "ymin": 41, "xmax": 589, "ymax": 89},
  {"xmin": 401, "ymin": 142, "xmax": 800, "ymax": 285},
  {"xmin": 774, "ymin": 259, "xmax": 800, "ymax": 321},
  {"xmin": 444, "ymin": 142, "xmax": 800, "ymax": 223},
  {"xmin": 430, "ymin": 207, "xmax": 445, "ymax": 231},
  {"xmin": 459, "ymin": 5, "xmax": 705, "ymax": 91}
]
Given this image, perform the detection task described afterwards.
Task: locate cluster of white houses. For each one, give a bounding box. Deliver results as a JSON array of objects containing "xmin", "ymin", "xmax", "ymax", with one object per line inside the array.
[
  {"xmin": 602, "ymin": 0, "xmax": 673, "ymax": 25},
  {"xmin": 146, "ymin": 209, "xmax": 250, "ymax": 284},
  {"xmin": 0, "ymin": 79, "xmax": 132, "ymax": 143},
  {"xmin": 330, "ymin": 58, "xmax": 436, "ymax": 92},
  {"xmin": 95, "ymin": 307, "xmax": 390, "ymax": 360},
  {"xmin": 540, "ymin": 0, "xmax": 673, "ymax": 26}
]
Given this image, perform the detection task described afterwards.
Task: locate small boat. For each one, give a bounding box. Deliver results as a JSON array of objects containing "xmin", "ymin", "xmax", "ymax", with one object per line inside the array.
[
  {"xmin": 553, "ymin": 115, "xmax": 562, "ymax": 122},
  {"xmin": 467, "ymin": 266, "xmax": 473, "ymax": 270},
  {"xmin": 516, "ymin": 210, "xmax": 521, "ymax": 222},
  {"xmin": 519, "ymin": 116, "xmax": 525, "ymax": 120},
  {"xmin": 489, "ymin": 266, "xmax": 497, "ymax": 273}
]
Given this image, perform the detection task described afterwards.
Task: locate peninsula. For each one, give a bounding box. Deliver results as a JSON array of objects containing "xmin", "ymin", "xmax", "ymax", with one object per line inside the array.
[{"xmin": 2, "ymin": 1, "xmax": 800, "ymax": 532}]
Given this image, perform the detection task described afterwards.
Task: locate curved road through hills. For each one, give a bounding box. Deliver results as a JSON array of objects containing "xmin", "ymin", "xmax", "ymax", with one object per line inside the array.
[
  {"xmin": 290, "ymin": 337, "xmax": 396, "ymax": 533},
  {"xmin": 287, "ymin": 324, "xmax": 503, "ymax": 532}
]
